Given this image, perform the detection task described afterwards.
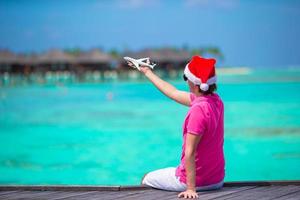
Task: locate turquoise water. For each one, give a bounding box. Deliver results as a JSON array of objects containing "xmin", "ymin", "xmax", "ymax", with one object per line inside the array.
[{"xmin": 0, "ymin": 69, "xmax": 300, "ymax": 185}]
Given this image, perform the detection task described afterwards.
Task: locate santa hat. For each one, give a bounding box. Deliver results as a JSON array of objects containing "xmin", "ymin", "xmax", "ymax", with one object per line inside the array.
[{"xmin": 184, "ymin": 55, "xmax": 217, "ymax": 91}]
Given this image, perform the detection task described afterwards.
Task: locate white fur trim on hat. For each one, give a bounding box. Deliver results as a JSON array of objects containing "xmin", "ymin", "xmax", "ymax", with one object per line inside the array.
[{"xmin": 184, "ymin": 64, "xmax": 217, "ymax": 89}]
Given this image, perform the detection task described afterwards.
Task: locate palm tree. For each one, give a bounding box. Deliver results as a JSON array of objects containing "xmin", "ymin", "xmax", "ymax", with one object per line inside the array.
[{"xmin": 191, "ymin": 47, "xmax": 224, "ymax": 61}]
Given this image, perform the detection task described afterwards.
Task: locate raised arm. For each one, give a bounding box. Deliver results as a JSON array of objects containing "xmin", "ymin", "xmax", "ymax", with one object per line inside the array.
[{"xmin": 141, "ymin": 67, "xmax": 191, "ymax": 106}]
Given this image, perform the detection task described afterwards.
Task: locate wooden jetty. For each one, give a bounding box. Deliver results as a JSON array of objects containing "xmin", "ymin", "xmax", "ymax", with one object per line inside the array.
[{"xmin": 0, "ymin": 181, "xmax": 300, "ymax": 199}]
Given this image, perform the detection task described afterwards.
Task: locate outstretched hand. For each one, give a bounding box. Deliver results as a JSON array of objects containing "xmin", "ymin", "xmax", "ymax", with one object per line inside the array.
[
  {"xmin": 139, "ymin": 66, "xmax": 152, "ymax": 75},
  {"xmin": 126, "ymin": 60, "xmax": 152, "ymax": 75},
  {"xmin": 178, "ymin": 189, "xmax": 199, "ymax": 199}
]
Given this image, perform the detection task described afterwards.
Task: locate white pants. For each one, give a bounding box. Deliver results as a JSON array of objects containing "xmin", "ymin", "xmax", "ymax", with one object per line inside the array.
[{"xmin": 142, "ymin": 167, "xmax": 224, "ymax": 192}]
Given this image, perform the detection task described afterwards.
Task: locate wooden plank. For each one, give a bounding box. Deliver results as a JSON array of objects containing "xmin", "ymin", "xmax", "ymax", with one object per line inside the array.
[
  {"xmin": 0, "ymin": 191, "xmax": 31, "ymax": 199},
  {"xmin": 161, "ymin": 186, "xmax": 258, "ymax": 200},
  {"xmin": 33, "ymin": 191, "xmax": 75, "ymax": 200},
  {"xmin": 120, "ymin": 185, "xmax": 152, "ymax": 191},
  {"xmin": 213, "ymin": 186, "xmax": 300, "ymax": 200},
  {"xmin": 58, "ymin": 190, "xmax": 148, "ymax": 200},
  {"xmin": 48, "ymin": 191, "xmax": 108, "ymax": 200},
  {"xmin": 224, "ymin": 181, "xmax": 300, "ymax": 187},
  {"xmin": 72, "ymin": 192, "xmax": 119, "ymax": 200},
  {"xmin": 3, "ymin": 191, "xmax": 58, "ymax": 200},
  {"xmin": 0, "ymin": 185, "xmax": 120, "ymax": 192},
  {"xmin": 200, "ymin": 186, "xmax": 258, "ymax": 200},
  {"xmin": 211, "ymin": 186, "xmax": 275, "ymax": 200},
  {"xmin": 0, "ymin": 191, "xmax": 63, "ymax": 200},
  {"xmin": 9, "ymin": 191, "xmax": 91, "ymax": 200},
  {"xmin": 48, "ymin": 191, "xmax": 102, "ymax": 200},
  {"xmin": 68, "ymin": 191, "xmax": 148, "ymax": 200},
  {"xmin": 24, "ymin": 191, "xmax": 72, "ymax": 200},
  {"xmin": 2, "ymin": 191, "xmax": 100, "ymax": 200},
  {"xmin": 140, "ymin": 190, "xmax": 177, "ymax": 200},
  {"xmin": 113, "ymin": 189, "xmax": 167, "ymax": 200},
  {"xmin": 43, "ymin": 191, "xmax": 110, "ymax": 200},
  {"xmin": 0, "ymin": 190, "xmax": 22, "ymax": 196},
  {"xmin": 274, "ymin": 190, "xmax": 300, "ymax": 200},
  {"xmin": 117, "ymin": 190, "xmax": 162, "ymax": 200},
  {"xmin": 97, "ymin": 190, "xmax": 152, "ymax": 200}
]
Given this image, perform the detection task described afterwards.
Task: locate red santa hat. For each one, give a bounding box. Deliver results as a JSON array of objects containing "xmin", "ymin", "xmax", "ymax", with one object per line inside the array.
[{"xmin": 184, "ymin": 55, "xmax": 217, "ymax": 91}]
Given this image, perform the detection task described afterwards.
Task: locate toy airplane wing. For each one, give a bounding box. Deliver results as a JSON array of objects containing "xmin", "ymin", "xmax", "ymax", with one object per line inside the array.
[
  {"xmin": 124, "ymin": 56, "xmax": 156, "ymax": 71},
  {"xmin": 137, "ymin": 57, "xmax": 149, "ymax": 62}
]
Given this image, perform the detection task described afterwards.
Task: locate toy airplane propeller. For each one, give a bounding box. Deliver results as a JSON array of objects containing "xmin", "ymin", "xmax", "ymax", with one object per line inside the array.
[{"xmin": 124, "ymin": 56, "xmax": 156, "ymax": 71}]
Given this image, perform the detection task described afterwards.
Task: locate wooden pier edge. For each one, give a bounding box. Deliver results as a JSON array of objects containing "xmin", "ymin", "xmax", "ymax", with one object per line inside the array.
[{"xmin": 0, "ymin": 180, "xmax": 300, "ymax": 192}]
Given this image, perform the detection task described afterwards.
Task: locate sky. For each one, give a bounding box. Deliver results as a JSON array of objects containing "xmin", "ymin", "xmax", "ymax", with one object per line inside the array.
[{"xmin": 0, "ymin": 0, "xmax": 300, "ymax": 67}]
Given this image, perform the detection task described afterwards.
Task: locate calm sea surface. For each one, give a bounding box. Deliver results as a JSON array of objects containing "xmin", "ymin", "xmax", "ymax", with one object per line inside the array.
[{"xmin": 0, "ymin": 69, "xmax": 300, "ymax": 185}]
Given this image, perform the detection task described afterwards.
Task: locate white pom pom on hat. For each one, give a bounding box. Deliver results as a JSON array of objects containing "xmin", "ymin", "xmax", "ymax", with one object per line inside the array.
[
  {"xmin": 183, "ymin": 55, "xmax": 217, "ymax": 91},
  {"xmin": 200, "ymin": 83, "xmax": 209, "ymax": 91}
]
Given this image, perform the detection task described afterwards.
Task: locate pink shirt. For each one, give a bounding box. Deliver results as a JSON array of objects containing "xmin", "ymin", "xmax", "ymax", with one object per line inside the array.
[{"xmin": 175, "ymin": 92, "xmax": 225, "ymax": 186}]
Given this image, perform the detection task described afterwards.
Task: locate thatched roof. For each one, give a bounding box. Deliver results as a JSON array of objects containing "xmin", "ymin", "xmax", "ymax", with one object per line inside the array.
[
  {"xmin": 37, "ymin": 49, "xmax": 75, "ymax": 64},
  {"xmin": 76, "ymin": 49, "xmax": 112, "ymax": 63},
  {"xmin": 0, "ymin": 48, "xmax": 193, "ymax": 67},
  {"xmin": 75, "ymin": 49, "xmax": 112, "ymax": 64},
  {"xmin": 124, "ymin": 48, "xmax": 191, "ymax": 63},
  {"xmin": 0, "ymin": 50, "xmax": 19, "ymax": 64},
  {"xmin": 17, "ymin": 53, "xmax": 39, "ymax": 65}
]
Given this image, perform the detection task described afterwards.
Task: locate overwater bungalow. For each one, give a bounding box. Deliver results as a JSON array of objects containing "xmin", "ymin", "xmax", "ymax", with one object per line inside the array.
[
  {"xmin": 0, "ymin": 50, "xmax": 23, "ymax": 74},
  {"xmin": 17, "ymin": 53, "xmax": 39, "ymax": 75},
  {"xmin": 1, "ymin": 47, "xmax": 224, "ymax": 84},
  {"xmin": 74, "ymin": 49, "xmax": 113, "ymax": 72},
  {"xmin": 35, "ymin": 49, "xmax": 75, "ymax": 73},
  {"xmin": 72, "ymin": 49, "xmax": 115, "ymax": 81}
]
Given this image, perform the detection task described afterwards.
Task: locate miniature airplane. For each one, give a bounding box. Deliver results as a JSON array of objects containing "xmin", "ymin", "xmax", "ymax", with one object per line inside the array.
[{"xmin": 124, "ymin": 56, "xmax": 156, "ymax": 71}]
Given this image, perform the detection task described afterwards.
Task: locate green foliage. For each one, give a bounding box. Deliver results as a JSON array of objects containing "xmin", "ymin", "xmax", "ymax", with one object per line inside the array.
[
  {"xmin": 109, "ymin": 49, "xmax": 120, "ymax": 58},
  {"xmin": 64, "ymin": 47, "xmax": 82, "ymax": 56},
  {"xmin": 191, "ymin": 46, "xmax": 224, "ymax": 61}
]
